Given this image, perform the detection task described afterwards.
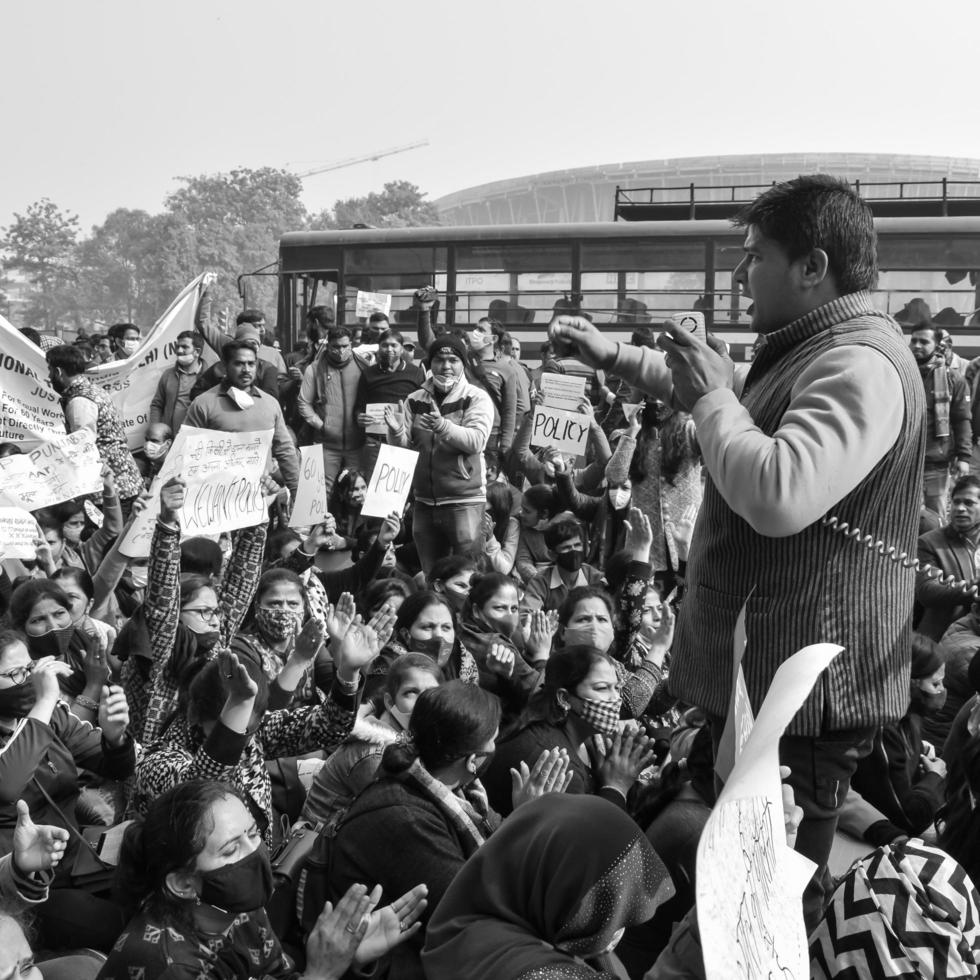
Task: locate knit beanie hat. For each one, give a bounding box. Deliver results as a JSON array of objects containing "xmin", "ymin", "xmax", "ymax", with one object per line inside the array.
[
  {"xmin": 427, "ymin": 335, "xmax": 469, "ymax": 364},
  {"xmin": 911, "ymin": 634, "xmax": 943, "ymax": 679}
]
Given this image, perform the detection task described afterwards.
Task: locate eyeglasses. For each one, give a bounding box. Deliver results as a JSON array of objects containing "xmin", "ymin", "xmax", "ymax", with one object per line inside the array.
[
  {"xmin": 182, "ymin": 607, "xmax": 222, "ymax": 623},
  {"xmin": 0, "ymin": 663, "xmax": 34, "ymax": 685}
]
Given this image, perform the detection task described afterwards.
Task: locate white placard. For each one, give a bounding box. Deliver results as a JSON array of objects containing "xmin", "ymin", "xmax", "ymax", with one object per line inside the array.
[
  {"xmin": 360, "ymin": 444, "xmax": 418, "ymax": 519},
  {"xmin": 364, "ymin": 403, "xmax": 392, "ymax": 436},
  {"xmin": 119, "ymin": 425, "xmax": 273, "ymax": 557},
  {"xmin": 355, "ymin": 291, "xmax": 392, "ymax": 318},
  {"xmin": 0, "ymin": 429, "xmax": 102, "ymax": 511},
  {"xmin": 530, "ymin": 406, "xmax": 589, "ymax": 456},
  {"xmin": 289, "ymin": 446, "xmax": 327, "ymax": 528},
  {"xmin": 0, "ymin": 507, "xmax": 42, "ymax": 560},
  {"xmin": 540, "ymin": 372, "xmax": 586, "ymax": 412}
]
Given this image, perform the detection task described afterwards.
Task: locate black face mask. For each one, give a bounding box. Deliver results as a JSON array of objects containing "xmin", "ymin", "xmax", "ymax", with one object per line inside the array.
[
  {"xmin": 193, "ymin": 630, "xmax": 221, "ymax": 651},
  {"xmin": 554, "ymin": 550, "xmax": 584, "ymax": 573},
  {"xmin": 27, "ymin": 626, "xmax": 74, "ymax": 661},
  {"xmin": 409, "ymin": 635, "xmax": 453, "ymax": 667},
  {"xmin": 0, "ymin": 680, "xmax": 37, "ymax": 718},
  {"xmin": 198, "ymin": 843, "xmax": 273, "ymax": 913}
]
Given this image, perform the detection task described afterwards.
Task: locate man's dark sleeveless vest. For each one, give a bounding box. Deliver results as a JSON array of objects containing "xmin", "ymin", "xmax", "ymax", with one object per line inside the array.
[{"xmin": 670, "ymin": 292, "xmax": 926, "ymax": 737}]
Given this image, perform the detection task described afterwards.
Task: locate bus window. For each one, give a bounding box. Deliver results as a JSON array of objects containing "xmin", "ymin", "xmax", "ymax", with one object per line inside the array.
[{"xmin": 340, "ymin": 246, "xmax": 447, "ymax": 326}]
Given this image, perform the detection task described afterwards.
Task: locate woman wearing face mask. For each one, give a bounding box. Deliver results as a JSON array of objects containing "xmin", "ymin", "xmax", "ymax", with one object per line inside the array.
[
  {"xmin": 129, "ymin": 477, "xmax": 270, "ymax": 746},
  {"xmin": 605, "ymin": 397, "xmax": 701, "ymax": 592},
  {"xmin": 50, "ymin": 566, "xmax": 118, "ymax": 669},
  {"xmin": 428, "ymin": 555, "xmax": 476, "ymax": 615},
  {"xmin": 515, "ymin": 484, "xmax": 559, "ymax": 584},
  {"xmin": 483, "ymin": 646, "xmax": 656, "ymax": 818},
  {"xmin": 423, "ymin": 794, "xmax": 673, "ymax": 980},
  {"xmin": 108, "ymin": 779, "xmax": 428, "ymax": 980},
  {"xmin": 0, "ymin": 629, "xmax": 134, "ymax": 950},
  {"xmin": 456, "ymin": 573, "xmax": 547, "ymax": 734},
  {"xmin": 324, "ymin": 681, "xmax": 571, "ymax": 980},
  {"xmin": 481, "ymin": 482, "xmax": 521, "ymax": 575},
  {"xmin": 301, "ymin": 653, "xmax": 443, "ymax": 829},
  {"xmin": 850, "ymin": 634, "xmax": 949, "ymax": 838},
  {"xmin": 6, "ymin": 580, "xmax": 110, "ymax": 725},
  {"xmin": 131, "ymin": 619, "xmax": 378, "ymax": 840}
]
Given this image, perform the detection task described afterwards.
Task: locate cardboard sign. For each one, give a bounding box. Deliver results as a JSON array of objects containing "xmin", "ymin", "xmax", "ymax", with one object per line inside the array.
[
  {"xmin": 289, "ymin": 445, "xmax": 328, "ymax": 528},
  {"xmin": 0, "ymin": 429, "xmax": 102, "ymax": 511},
  {"xmin": 530, "ymin": 406, "xmax": 589, "ymax": 456},
  {"xmin": 0, "ymin": 318, "xmax": 68, "ymax": 447},
  {"xmin": 360, "ymin": 444, "xmax": 418, "ymax": 519},
  {"xmin": 364, "ymin": 403, "xmax": 392, "ymax": 436},
  {"xmin": 0, "ymin": 507, "xmax": 42, "ymax": 560},
  {"xmin": 696, "ymin": 643, "xmax": 842, "ymax": 980},
  {"xmin": 355, "ymin": 290, "xmax": 392, "ymax": 318},
  {"xmin": 120, "ymin": 425, "xmax": 273, "ymax": 557},
  {"xmin": 540, "ymin": 372, "xmax": 586, "ymax": 412}
]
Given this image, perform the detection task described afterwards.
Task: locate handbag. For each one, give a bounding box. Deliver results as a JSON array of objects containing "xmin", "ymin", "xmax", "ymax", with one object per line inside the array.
[{"xmin": 270, "ymin": 819, "xmax": 325, "ymax": 887}]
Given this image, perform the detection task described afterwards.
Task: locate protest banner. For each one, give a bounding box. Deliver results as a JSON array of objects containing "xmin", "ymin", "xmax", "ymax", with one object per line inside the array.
[
  {"xmin": 530, "ymin": 406, "xmax": 589, "ymax": 456},
  {"xmin": 0, "ymin": 315, "xmax": 67, "ymax": 448},
  {"xmin": 355, "ymin": 290, "xmax": 392, "ymax": 318},
  {"xmin": 289, "ymin": 445, "xmax": 328, "ymax": 528},
  {"xmin": 540, "ymin": 372, "xmax": 586, "ymax": 412},
  {"xmin": 361, "ymin": 444, "xmax": 417, "ymax": 519},
  {"xmin": 696, "ymin": 642, "xmax": 842, "ymax": 980},
  {"xmin": 0, "ymin": 507, "xmax": 42, "ymax": 560},
  {"xmin": 364, "ymin": 403, "xmax": 392, "ymax": 436},
  {"xmin": 0, "ymin": 429, "xmax": 102, "ymax": 510},
  {"xmin": 87, "ymin": 274, "xmax": 206, "ymax": 449},
  {"xmin": 119, "ymin": 425, "xmax": 273, "ymax": 557}
]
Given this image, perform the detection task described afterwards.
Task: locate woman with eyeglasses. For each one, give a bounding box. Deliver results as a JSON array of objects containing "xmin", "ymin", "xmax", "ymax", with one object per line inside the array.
[
  {"xmin": 128, "ymin": 476, "xmax": 269, "ymax": 746},
  {"xmin": 316, "ymin": 681, "xmax": 570, "ymax": 980},
  {"xmin": 0, "ymin": 627, "xmax": 134, "ymax": 950}
]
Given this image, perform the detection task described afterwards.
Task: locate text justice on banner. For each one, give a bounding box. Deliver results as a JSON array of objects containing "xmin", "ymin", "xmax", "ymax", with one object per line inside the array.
[
  {"xmin": 119, "ymin": 425, "xmax": 274, "ymax": 557},
  {"xmin": 0, "ymin": 429, "xmax": 103, "ymax": 511},
  {"xmin": 0, "ymin": 318, "xmax": 67, "ymax": 447},
  {"xmin": 86, "ymin": 273, "xmax": 206, "ymax": 449}
]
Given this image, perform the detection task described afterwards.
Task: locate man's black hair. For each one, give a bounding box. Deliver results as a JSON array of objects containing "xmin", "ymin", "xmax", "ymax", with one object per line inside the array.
[{"xmin": 734, "ymin": 174, "xmax": 878, "ymax": 294}]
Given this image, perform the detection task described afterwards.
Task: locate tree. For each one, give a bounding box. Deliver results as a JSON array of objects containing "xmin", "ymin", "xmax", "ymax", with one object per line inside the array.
[
  {"xmin": 1, "ymin": 198, "xmax": 80, "ymax": 331},
  {"xmin": 310, "ymin": 180, "xmax": 441, "ymax": 230}
]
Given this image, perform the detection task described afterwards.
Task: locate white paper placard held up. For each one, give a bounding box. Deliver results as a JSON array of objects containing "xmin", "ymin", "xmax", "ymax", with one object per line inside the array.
[
  {"xmin": 0, "ymin": 507, "xmax": 42, "ymax": 560},
  {"xmin": 364, "ymin": 403, "xmax": 392, "ymax": 436},
  {"xmin": 360, "ymin": 445, "xmax": 417, "ymax": 519},
  {"xmin": 0, "ymin": 429, "xmax": 103, "ymax": 511},
  {"xmin": 540, "ymin": 372, "xmax": 586, "ymax": 412},
  {"xmin": 289, "ymin": 446, "xmax": 328, "ymax": 528},
  {"xmin": 530, "ymin": 406, "xmax": 589, "ymax": 456},
  {"xmin": 355, "ymin": 290, "xmax": 392, "ymax": 318}
]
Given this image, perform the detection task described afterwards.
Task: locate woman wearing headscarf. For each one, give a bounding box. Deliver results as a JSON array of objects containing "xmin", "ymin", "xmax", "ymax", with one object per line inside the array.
[{"xmin": 422, "ymin": 793, "xmax": 674, "ymax": 980}]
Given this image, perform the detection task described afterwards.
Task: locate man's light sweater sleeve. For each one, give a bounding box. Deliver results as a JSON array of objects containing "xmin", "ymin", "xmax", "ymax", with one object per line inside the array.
[{"xmin": 691, "ymin": 346, "xmax": 905, "ymax": 537}]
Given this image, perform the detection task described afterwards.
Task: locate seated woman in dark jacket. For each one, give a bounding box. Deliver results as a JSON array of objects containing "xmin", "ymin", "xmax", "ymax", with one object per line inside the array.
[{"xmin": 483, "ymin": 646, "xmax": 655, "ymax": 817}]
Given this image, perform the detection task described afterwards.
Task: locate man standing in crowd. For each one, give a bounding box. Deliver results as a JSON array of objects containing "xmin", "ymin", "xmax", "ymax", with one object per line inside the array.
[
  {"xmin": 916, "ymin": 475, "xmax": 980, "ymax": 641},
  {"xmin": 149, "ymin": 330, "xmax": 204, "ymax": 434},
  {"xmin": 909, "ymin": 322, "xmax": 971, "ymax": 519},
  {"xmin": 46, "ymin": 345, "xmax": 145, "ymax": 517},
  {"xmin": 282, "ymin": 305, "xmax": 331, "ymax": 440},
  {"xmin": 386, "ymin": 335, "xmax": 493, "ymax": 576},
  {"xmin": 355, "ymin": 327, "xmax": 424, "ymax": 478},
  {"xmin": 466, "ymin": 317, "xmax": 519, "ymax": 456},
  {"xmin": 498, "ymin": 331, "xmax": 532, "ymax": 418},
  {"xmin": 190, "ymin": 323, "xmax": 280, "ymax": 401},
  {"xmin": 297, "ymin": 326, "xmax": 365, "ymax": 494},
  {"xmin": 108, "ymin": 322, "xmax": 141, "ymax": 361},
  {"xmin": 91, "ymin": 333, "xmax": 114, "ymax": 364},
  {"xmin": 184, "ymin": 339, "xmax": 299, "ymax": 495},
  {"xmin": 550, "ymin": 174, "xmax": 926, "ymax": 929}
]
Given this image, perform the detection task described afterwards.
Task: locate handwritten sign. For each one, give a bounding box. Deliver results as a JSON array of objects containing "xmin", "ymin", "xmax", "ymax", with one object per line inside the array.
[
  {"xmin": 0, "ymin": 318, "xmax": 67, "ymax": 447},
  {"xmin": 360, "ymin": 445, "xmax": 418, "ymax": 519},
  {"xmin": 364, "ymin": 403, "xmax": 392, "ymax": 436},
  {"xmin": 119, "ymin": 425, "xmax": 273, "ymax": 557},
  {"xmin": 530, "ymin": 406, "xmax": 589, "ymax": 456},
  {"xmin": 540, "ymin": 372, "xmax": 586, "ymax": 412},
  {"xmin": 696, "ymin": 643, "xmax": 842, "ymax": 980},
  {"xmin": 289, "ymin": 446, "xmax": 327, "ymax": 528},
  {"xmin": 0, "ymin": 429, "xmax": 102, "ymax": 511},
  {"xmin": 355, "ymin": 290, "xmax": 392, "ymax": 318},
  {"xmin": 0, "ymin": 507, "xmax": 42, "ymax": 560}
]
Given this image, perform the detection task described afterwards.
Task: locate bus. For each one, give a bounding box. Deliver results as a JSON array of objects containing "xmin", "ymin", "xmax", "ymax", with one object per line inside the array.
[{"xmin": 270, "ymin": 216, "xmax": 980, "ymax": 362}]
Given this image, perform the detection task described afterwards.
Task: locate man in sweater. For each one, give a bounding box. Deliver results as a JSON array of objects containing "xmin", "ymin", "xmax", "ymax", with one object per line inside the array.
[
  {"xmin": 550, "ymin": 174, "xmax": 926, "ymax": 929},
  {"xmin": 297, "ymin": 326, "xmax": 366, "ymax": 494},
  {"xmin": 148, "ymin": 330, "xmax": 204, "ymax": 434},
  {"xmin": 909, "ymin": 322, "xmax": 971, "ymax": 520},
  {"xmin": 184, "ymin": 339, "xmax": 299, "ymax": 495},
  {"xmin": 354, "ymin": 328, "xmax": 424, "ymax": 479}
]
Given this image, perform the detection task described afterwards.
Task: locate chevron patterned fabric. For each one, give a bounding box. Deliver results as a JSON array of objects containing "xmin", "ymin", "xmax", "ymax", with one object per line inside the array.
[{"xmin": 810, "ymin": 840, "xmax": 980, "ymax": 978}]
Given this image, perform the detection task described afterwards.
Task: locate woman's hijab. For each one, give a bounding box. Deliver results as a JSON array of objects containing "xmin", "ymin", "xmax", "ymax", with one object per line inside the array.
[{"xmin": 422, "ymin": 794, "xmax": 674, "ymax": 980}]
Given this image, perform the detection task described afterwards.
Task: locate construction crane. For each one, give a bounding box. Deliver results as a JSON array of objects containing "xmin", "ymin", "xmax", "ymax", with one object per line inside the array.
[{"xmin": 292, "ymin": 140, "xmax": 429, "ymax": 179}]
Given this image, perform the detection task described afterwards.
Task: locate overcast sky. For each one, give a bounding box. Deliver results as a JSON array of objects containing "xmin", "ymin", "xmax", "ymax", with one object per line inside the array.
[{"xmin": 4, "ymin": 0, "xmax": 980, "ymax": 233}]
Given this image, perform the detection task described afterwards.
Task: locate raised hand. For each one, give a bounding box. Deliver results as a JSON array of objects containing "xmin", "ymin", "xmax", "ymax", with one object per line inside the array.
[
  {"xmin": 324, "ymin": 593, "xmax": 357, "ymax": 643},
  {"xmin": 305, "ymin": 883, "xmax": 378, "ymax": 980},
  {"xmin": 548, "ymin": 315, "xmax": 618, "ymax": 370},
  {"xmin": 218, "ymin": 650, "xmax": 258, "ymax": 703},
  {"xmin": 624, "ymin": 506, "xmax": 653, "ymax": 562},
  {"xmin": 486, "ymin": 642, "xmax": 516, "ymax": 679},
  {"xmin": 81, "ymin": 637, "xmax": 112, "ymax": 687},
  {"xmin": 98, "ymin": 684, "xmax": 130, "ymax": 747},
  {"xmin": 377, "ymin": 512, "xmax": 401, "ymax": 547},
  {"xmin": 510, "ymin": 747, "xmax": 573, "ymax": 809},
  {"xmin": 366, "ymin": 604, "xmax": 397, "ymax": 650},
  {"xmin": 526, "ymin": 610, "xmax": 556, "ymax": 661},
  {"xmin": 291, "ymin": 619, "xmax": 325, "ymax": 664},
  {"xmin": 31, "ymin": 657, "xmax": 71, "ymax": 705},
  {"xmin": 354, "ymin": 883, "xmax": 429, "ymax": 965},
  {"xmin": 657, "ymin": 322, "xmax": 734, "ymax": 412},
  {"xmin": 665, "ymin": 502, "xmax": 699, "ymax": 562},
  {"xmin": 335, "ymin": 623, "xmax": 381, "ymax": 679},
  {"xmin": 12, "ymin": 799, "xmax": 69, "ymax": 874},
  {"xmin": 598, "ymin": 730, "xmax": 656, "ymax": 797},
  {"xmin": 159, "ymin": 476, "xmax": 186, "ymax": 521}
]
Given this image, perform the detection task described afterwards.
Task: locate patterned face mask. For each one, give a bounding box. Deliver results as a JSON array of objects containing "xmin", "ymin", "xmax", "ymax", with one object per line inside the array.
[
  {"xmin": 254, "ymin": 606, "xmax": 303, "ymax": 643},
  {"xmin": 570, "ymin": 695, "xmax": 621, "ymax": 738}
]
